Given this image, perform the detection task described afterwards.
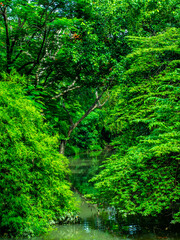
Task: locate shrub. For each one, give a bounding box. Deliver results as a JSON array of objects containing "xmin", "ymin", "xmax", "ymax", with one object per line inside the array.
[{"xmin": 0, "ymin": 73, "xmax": 77, "ymax": 237}]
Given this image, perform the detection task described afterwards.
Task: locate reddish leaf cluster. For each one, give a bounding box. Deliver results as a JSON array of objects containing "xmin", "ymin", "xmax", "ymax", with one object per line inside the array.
[{"xmin": 72, "ymin": 33, "xmax": 81, "ymax": 40}]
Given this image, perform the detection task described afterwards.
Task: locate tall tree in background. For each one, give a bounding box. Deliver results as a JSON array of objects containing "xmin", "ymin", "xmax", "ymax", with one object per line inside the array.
[{"xmin": 0, "ymin": 0, "xmax": 130, "ymax": 154}]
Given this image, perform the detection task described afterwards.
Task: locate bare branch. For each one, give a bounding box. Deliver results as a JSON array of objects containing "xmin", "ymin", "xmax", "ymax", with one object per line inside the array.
[
  {"xmin": 17, "ymin": 61, "xmax": 35, "ymax": 72},
  {"xmin": 36, "ymin": 28, "xmax": 47, "ymax": 65},
  {"xmin": 95, "ymin": 90, "xmax": 109, "ymax": 108},
  {"xmin": 67, "ymin": 88, "xmax": 109, "ymax": 138},
  {"xmin": 59, "ymin": 87, "xmax": 110, "ymax": 154},
  {"xmin": 52, "ymin": 85, "xmax": 81, "ymax": 99},
  {"xmin": 2, "ymin": 7, "xmax": 11, "ymax": 72}
]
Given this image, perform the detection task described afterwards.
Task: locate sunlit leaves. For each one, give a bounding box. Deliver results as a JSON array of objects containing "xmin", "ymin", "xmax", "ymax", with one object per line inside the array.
[
  {"xmin": 91, "ymin": 28, "xmax": 180, "ymax": 224},
  {"xmin": 0, "ymin": 73, "xmax": 77, "ymax": 236}
]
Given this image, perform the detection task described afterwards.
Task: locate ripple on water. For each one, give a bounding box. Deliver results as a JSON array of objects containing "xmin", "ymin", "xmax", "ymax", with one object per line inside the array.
[{"xmin": 34, "ymin": 223, "xmax": 129, "ymax": 240}]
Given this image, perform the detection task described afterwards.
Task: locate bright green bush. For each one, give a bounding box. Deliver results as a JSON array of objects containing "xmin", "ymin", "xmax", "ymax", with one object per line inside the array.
[
  {"xmin": 0, "ymin": 73, "xmax": 77, "ymax": 237},
  {"xmin": 91, "ymin": 28, "xmax": 180, "ymax": 224}
]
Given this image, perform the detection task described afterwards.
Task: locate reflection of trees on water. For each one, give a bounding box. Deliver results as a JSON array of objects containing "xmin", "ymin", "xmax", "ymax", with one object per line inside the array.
[
  {"xmin": 41, "ymin": 224, "xmax": 124, "ymax": 240},
  {"xmin": 69, "ymin": 152, "xmax": 108, "ymax": 195},
  {"xmin": 38, "ymin": 153, "xmax": 180, "ymax": 240}
]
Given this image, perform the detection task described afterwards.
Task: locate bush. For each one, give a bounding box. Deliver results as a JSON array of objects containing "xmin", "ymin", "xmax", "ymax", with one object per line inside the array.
[
  {"xmin": 91, "ymin": 28, "xmax": 180, "ymax": 225},
  {"xmin": 0, "ymin": 73, "xmax": 77, "ymax": 237}
]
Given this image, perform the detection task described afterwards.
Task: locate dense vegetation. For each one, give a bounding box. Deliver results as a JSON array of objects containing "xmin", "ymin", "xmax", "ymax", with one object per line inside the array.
[
  {"xmin": 0, "ymin": 73, "xmax": 77, "ymax": 236},
  {"xmin": 0, "ymin": 0, "xmax": 179, "ymax": 236},
  {"xmin": 91, "ymin": 28, "xmax": 180, "ymax": 225}
]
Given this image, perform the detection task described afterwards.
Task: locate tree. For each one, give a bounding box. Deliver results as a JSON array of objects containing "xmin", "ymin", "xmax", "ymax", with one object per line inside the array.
[
  {"xmin": 0, "ymin": 0, "xmax": 122, "ymax": 154},
  {"xmin": 91, "ymin": 28, "xmax": 180, "ymax": 224},
  {"xmin": 1, "ymin": 0, "xmax": 179, "ymax": 154},
  {"xmin": 0, "ymin": 72, "xmax": 77, "ymax": 237}
]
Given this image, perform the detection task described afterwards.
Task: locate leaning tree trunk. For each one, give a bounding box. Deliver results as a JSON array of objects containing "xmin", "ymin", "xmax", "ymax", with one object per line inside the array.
[{"xmin": 59, "ymin": 90, "xmax": 109, "ymax": 155}]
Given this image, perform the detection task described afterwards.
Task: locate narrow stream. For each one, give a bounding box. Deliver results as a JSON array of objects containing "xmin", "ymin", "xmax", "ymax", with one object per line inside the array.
[
  {"xmin": 34, "ymin": 194, "xmax": 124, "ymax": 240},
  {"xmin": 33, "ymin": 152, "xmax": 180, "ymax": 240},
  {"xmin": 33, "ymin": 193, "xmax": 180, "ymax": 240}
]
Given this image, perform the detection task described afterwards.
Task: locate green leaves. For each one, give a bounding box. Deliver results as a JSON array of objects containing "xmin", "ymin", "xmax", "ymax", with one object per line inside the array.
[
  {"xmin": 0, "ymin": 74, "xmax": 77, "ymax": 236},
  {"xmin": 91, "ymin": 27, "xmax": 180, "ymax": 224}
]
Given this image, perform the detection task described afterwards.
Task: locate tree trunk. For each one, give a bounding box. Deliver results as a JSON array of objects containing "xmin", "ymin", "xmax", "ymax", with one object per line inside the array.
[
  {"xmin": 59, "ymin": 140, "xmax": 66, "ymax": 155},
  {"xmin": 3, "ymin": 8, "xmax": 11, "ymax": 73},
  {"xmin": 59, "ymin": 90, "xmax": 109, "ymax": 155}
]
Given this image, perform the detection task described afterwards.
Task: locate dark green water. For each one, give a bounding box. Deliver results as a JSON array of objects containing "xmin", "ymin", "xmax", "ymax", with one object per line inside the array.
[
  {"xmin": 2, "ymin": 152, "xmax": 179, "ymax": 240},
  {"xmin": 33, "ymin": 193, "xmax": 180, "ymax": 240},
  {"xmin": 33, "ymin": 152, "xmax": 180, "ymax": 240},
  {"xmin": 33, "ymin": 194, "xmax": 125, "ymax": 240}
]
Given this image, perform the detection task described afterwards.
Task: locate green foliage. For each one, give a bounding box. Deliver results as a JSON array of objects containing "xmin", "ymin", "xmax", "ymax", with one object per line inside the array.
[
  {"xmin": 0, "ymin": 73, "xmax": 77, "ymax": 237},
  {"xmin": 91, "ymin": 28, "xmax": 180, "ymax": 224},
  {"xmin": 0, "ymin": 0, "xmax": 180, "ymax": 233},
  {"xmin": 0, "ymin": 0, "xmax": 126, "ymax": 151},
  {"xmin": 66, "ymin": 111, "xmax": 102, "ymax": 155}
]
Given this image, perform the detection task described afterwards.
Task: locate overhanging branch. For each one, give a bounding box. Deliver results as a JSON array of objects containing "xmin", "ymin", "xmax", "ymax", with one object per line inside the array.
[
  {"xmin": 67, "ymin": 88, "xmax": 109, "ymax": 138},
  {"xmin": 52, "ymin": 80, "xmax": 81, "ymax": 99}
]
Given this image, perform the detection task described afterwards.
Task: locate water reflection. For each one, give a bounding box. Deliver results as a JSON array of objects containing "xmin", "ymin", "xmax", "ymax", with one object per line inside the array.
[
  {"xmin": 33, "ymin": 195, "xmax": 180, "ymax": 240},
  {"xmin": 33, "ymin": 195, "xmax": 125, "ymax": 240},
  {"xmin": 34, "ymin": 224, "xmax": 180, "ymax": 240},
  {"xmin": 33, "ymin": 152, "xmax": 180, "ymax": 240},
  {"xmin": 36, "ymin": 224, "xmax": 128, "ymax": 240}
]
